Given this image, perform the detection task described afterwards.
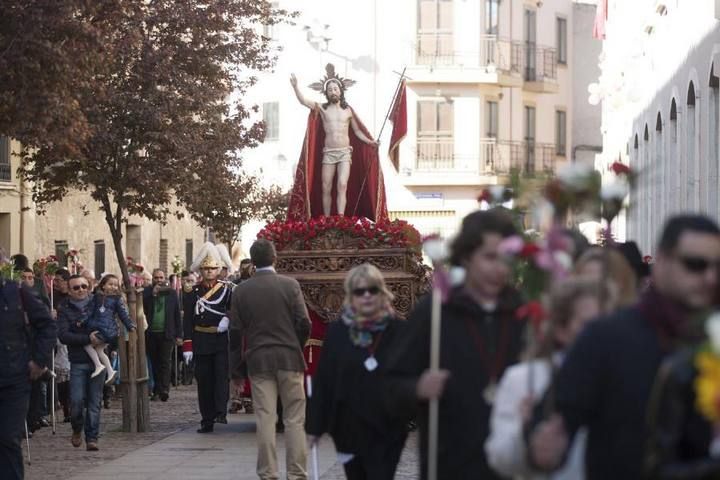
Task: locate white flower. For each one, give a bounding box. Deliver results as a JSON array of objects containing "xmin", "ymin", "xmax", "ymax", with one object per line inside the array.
[
  {"xmin": 556, "ymin": 163, "xmax": 595, "ymax": 189},
  {"xmin": 449, "ymin": 266, "xmax": 466, "ymax": 286},
  {"xmin": 706, "ymin": 312, "xmax": 720, "ymax": 354},
  {"xmin": 423, "ymin": 237, "xmax": 447, "ymax": 263},
  {"xmin": 600, "ymin": 181, "xmax": 629, "ymax": 201},
  {"xmin": 553, "ymin": 251, "xmax": 573, "ymax": 272}
]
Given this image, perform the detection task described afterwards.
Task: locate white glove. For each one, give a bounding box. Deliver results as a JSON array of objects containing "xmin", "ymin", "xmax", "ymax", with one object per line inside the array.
[
  {"xmin": 183, "ymin": 351, "xmax": 193, "ymax": 365},
  {"xmin": 217, "ymin": 316, "xmax": 229, "ymax": 333}
]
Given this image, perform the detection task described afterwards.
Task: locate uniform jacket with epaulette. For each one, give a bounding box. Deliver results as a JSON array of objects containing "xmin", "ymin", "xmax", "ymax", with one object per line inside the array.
[{"xmin": 182, "ymin": 280, "xmax": 233, "ymax": 355}]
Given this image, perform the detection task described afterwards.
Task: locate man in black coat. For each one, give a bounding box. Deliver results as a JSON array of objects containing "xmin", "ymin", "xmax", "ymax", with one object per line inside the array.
[
  {"xmin": 0, "ymin": 277, "xmax": 56, "ymax": 479},
  {"xmin": 529, "ymin": 215, "xmax": 720, "ymax": 479},
  {"xmin": 385, "ymin": 209, "xmax": 527, "ymax": 480},
  {"xmin": 143, "ymin": 269, "xmax": 182, "ymax": 401}
]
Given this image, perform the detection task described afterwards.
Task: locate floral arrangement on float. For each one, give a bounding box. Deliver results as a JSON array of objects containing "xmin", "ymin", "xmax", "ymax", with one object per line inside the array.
[
  {"xmin": 257, "ymin": 215, "xmax": 422, "ymax": 253},
  {"xmin": 65, "ymin": 247, "xmax": 83, "ymax": 274}
]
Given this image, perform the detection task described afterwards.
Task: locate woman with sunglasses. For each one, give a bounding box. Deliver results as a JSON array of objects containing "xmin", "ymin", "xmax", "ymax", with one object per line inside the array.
[{"xmin": 306, "ymin": 263, "xmax": 408, "ymax": 480}]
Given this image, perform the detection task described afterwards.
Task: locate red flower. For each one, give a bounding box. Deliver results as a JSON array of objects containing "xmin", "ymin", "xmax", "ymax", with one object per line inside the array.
[
  {"xmin": 610, "ymin": 161, "xmax": 631, "ymax": 176},
  {"xmin": 519, "ymin": 242, "xmax": 541, "ymax": 258},
  {"xmin": 643, "ymin": 255, "xmax": 653, "ymax": 264},
  {"xmin": 477, "ymin": 189, "xmax": 492, "ymax": 203},
  {"xmin": 516, "ymin": 301, "xmax": 546, "ymax": 329}
]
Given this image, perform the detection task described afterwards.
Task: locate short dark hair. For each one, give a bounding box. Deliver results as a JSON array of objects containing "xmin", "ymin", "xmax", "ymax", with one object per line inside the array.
[
  {"xmin": 240, "ymin": 258, "xmax": 252, "ymax": 266},
  {"xmin": 55, "ymin": 268, "xmax": 71, "ymax": 281},
  {"xmin": 98, "ymin": 273, "xmax": 118, "ymax": 291},
  {"xmin": 657, "ymin": 214, "xmax": 720, "ymax": 254},
  {"xmin": 11, "ymin": 254, "xmax": 29, "ymax": 271},
  {"xmin": 181, "ymin": 270, "xmax": 191, "ymax": 277},
  {"xmin": 250, "ymin": 239, "xmax": 277, "ymax": 269},
  {"xmin": 68, "ymin": 274, "xmax": 86, "ymax": 284},
  {"xmin": 22, "ymin": 268, "xmax": 33, "ymax": 274},
  {"xmin": 449, "ymin": 208, "xmax": 517, "ymax": 266}
]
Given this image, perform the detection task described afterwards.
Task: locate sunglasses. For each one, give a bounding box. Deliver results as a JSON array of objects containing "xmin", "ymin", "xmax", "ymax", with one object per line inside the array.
[
  {"xmin": 678, "ymin": 255, "xmax": 720, "ymax": 273},
  {"xmin": 352, "ymin": 286, "xmax": 380, "ymax": 297},
  {"xmin": 71, "ymin": 284, "xmax": 89, "ymax": 291}
]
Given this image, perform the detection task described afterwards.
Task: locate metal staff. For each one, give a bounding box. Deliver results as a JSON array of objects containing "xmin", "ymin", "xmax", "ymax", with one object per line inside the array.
[
  {"xmin": 306, "ymin": 376, "xmax": 320, "ymax": 480},
  {"xmin": 51, "ymin": 349, "xmax": 56, "ymax": 434},
  {"xmin": 351, "ymin": 67, "xmax": 408, "ymax": 217},
  {"xmin": 24, "ymin": 421, "xmax": 31, "ymax": 465}
]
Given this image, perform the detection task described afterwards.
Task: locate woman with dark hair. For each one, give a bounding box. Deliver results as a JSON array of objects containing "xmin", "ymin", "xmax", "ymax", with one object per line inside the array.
[{"xmin": 306, "ymin": 263, "xmax": 408, "ymax": 480}]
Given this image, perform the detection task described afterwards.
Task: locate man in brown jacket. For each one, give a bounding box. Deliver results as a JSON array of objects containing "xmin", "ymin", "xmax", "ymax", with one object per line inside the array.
[{"xmin": 230, "ymin": 239, "xmax": 311, "ymax": 480}]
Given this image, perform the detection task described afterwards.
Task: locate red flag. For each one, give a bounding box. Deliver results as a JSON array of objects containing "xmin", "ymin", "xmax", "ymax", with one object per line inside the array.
[
  {"xmin": 592, "ymin": 0, "xmax": 608, "ymax": 40},
  {"xmin": 388, "ymin": 79, "xmax": 407, "ymax": 171}
]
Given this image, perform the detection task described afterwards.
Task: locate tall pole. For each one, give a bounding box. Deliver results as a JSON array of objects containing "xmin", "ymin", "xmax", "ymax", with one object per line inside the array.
[{"xmin": 428, "ymin": 286, "xmax": 442, "ymax": 480}]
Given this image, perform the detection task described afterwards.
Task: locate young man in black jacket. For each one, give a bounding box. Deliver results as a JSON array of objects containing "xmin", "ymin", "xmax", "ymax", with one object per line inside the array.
[
  {"xmin": 529, "ymin": 215, "xmax": 720, "ymax": 479},
  {"xmin": 385, "ymin": 209, "xmax": 527, "ymax": 480},
  {"xmin": 0, "ymin": 277, "xmax": 56, "ymax": 479}
]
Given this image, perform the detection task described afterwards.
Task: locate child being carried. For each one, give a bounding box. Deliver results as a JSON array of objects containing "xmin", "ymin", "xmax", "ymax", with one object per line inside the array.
[{"xmin": 84, "ymin": 274, "xmax": 136, "ymax": 384}]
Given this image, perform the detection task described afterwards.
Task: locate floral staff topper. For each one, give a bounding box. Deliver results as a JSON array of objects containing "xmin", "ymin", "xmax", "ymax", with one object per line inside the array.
[{"xmin": 477, "ymin": 186, "xmax": 513, "ymax": 208}]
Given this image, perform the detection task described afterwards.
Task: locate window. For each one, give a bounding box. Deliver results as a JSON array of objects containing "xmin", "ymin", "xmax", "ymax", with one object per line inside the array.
[
  {"xmin": 709, "ymin": 69, "xmax": 719, "ymax": 218},
  {"xmin": 556, "ymin": 17, "xmax": 567, "ymax": 65},
  {"xmin": 485, "ymin": 0, "xmax": 499, "ymax": 35},
  {"xmin": 417, "ymin": 99, "xmax": 454, "ymax": 169},
  {"xmin": 263, "ymin": 102, "xmax": 279, "ymax": 141},
  {"xmin": 524, "ymin": 106, "xmax": 536, "ymax": 172},
  {"xmin": 185, "ymin": 239, "xmax": 193, "ymax": 271},
  {"xmin": 555, "ymin": 110, "xmax": 567, "ymax": 156},
  {"xmin": 524, "ymin": 9, "xmax": 537, "ymax": 81},
  {"xmin": 0, "ymin": 137, "xmax": 10, "ymax": 182},
  {"xmin": 159, "ymin": 238, "xmax": 169, "ymax": 273},
  {"xmin": 55, "ymin": 241, "xmax": 69, "ymax": 268},
  {"xmin": 686, "ymin": 81, "xmax": 697, "ymax": 209},
  {"xmin": 486, "ymin": 101, "xmax": 499, "ymax": 138},
  {"xmin": 94, "ymin": 240, "xmax": 105, "ymax": 279},
  {"xmin": 417, "ymin": 0, "xmax": 454, "ymax": 64}
]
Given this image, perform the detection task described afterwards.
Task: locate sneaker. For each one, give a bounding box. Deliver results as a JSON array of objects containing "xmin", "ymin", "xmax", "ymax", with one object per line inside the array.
[
  {"xmin": 105, "ymin": 370, "xmax": 117, "ymax": 385},
  {"xmin": 71, "ymin": 431, "xmax": 82, "ymax": 448},
  {"xmin": 90, "ymin": 365, "xmax": 106, "ymax": 379},
  {"xmin": 159, "ymin": 393, "xmax": 169, "ymax": 402},
  {"xmin": 86, "ymin": 441, "xmax": 99, "ymax": 451},
  {"xmin": 103, "ymin": 399, "xmax": 111, "ymax": 409}
]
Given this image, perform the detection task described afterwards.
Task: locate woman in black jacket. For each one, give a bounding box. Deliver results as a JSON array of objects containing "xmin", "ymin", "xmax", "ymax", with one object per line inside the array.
[{"xmin": 306, "ymin": 263, "xmax": 408, "ymax": 480}]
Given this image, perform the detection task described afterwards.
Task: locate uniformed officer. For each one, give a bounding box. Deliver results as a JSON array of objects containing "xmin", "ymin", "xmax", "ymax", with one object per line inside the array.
[
  {"xmin": 182, "ymin": 243, "xmax": 233, "ymax": 433},
  {"xmin": 0, "ymin": 275, "xmax": 56, "ymax": 479}
]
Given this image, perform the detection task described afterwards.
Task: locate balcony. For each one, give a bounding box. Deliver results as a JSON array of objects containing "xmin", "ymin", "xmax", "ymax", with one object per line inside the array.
[
  {"xmin": 409, "ymin": 33, "xmax": 523, "ymax": 87},
  {"xmin": 519, "ymin": 43, "xmax": 559, "ymax": 93},
  {"xmin": 403, "ymin": 138, "xmax": 555, "ymax": 186}
]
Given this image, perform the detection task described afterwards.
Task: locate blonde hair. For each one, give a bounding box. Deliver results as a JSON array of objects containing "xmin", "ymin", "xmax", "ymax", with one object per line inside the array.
[
  {"xmin": 534, "ymin": 275, "xmax": 604, "ymax": 356},
  {"xmin": 343, "ymin": 263, "xmax": 394, "ymax": 307},
  {"xmin": 573, "ymin": 247, "xmax": 638, "ymax": 307}
]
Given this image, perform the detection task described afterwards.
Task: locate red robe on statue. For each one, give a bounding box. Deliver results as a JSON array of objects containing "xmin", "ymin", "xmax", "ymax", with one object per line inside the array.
[{"xmin": 287, "ymin": 108, "xmax": 389, "ymax": 222}]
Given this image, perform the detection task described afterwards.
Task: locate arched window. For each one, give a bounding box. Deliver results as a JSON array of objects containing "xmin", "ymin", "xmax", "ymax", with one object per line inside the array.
[
  {"xmin": 669, "ymin": 98, "xmax": 678, "ymax": 215},
  {"xmin": 686, "ymin": 81, "xmax": 697, "ymax": 209},
  {"xmin": 709, "ymin": 65, "xmax": 719, "ymax": 218},
  {"xmin": 643, "ymin": 124, "xmax": 651, "ymax": 252},
  {"xmin": 655, "ymin": 112, "xmax": 664, "ymax": 241}
]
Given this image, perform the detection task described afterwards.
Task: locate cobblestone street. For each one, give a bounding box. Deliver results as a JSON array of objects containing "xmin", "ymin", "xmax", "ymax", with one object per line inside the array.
[{"xmin": 24, "ymin": 385, "xmax": 418, "ymax": 479}]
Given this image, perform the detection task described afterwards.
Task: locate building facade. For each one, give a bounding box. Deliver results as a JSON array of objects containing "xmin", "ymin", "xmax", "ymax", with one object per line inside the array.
[
  {"xmin": 0, "ymin": 137, "xmax": 206, "ymax": 276},
  {"xmin": 240, "ymin": 0, "xmax": 599, "ymax": 247},
  {"xmin": 597, "ymin": 0, "xmax": 720, "ymax": 254}
]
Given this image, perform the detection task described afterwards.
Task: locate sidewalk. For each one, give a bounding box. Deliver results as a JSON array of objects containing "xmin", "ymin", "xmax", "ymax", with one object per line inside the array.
[{"xmin": 69, "ymin": 417, "xmax": 340, "ymax": 480}]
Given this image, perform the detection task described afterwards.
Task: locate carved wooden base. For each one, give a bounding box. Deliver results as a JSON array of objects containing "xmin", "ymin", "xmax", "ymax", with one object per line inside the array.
[{"xmin": 276, "ymin": 247, "xmax": 430, "ymax": 321}]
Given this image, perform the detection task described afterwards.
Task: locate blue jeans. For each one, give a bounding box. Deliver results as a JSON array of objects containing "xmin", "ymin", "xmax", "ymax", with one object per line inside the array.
[{"xmin": 70, "ymin": 363, "xmax": 104, "ymax": 442}]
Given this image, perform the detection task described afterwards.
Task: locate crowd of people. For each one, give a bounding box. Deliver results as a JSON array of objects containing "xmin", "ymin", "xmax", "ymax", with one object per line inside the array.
[{"xmin": 2, "ymin": 209, "xmax": 720, "ymax": 480}]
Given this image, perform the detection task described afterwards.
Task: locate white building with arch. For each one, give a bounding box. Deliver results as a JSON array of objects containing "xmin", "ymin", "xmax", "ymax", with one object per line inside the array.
[{"xmin": 598, "ymin": 0, "xmax": 720, "ymax": 254}]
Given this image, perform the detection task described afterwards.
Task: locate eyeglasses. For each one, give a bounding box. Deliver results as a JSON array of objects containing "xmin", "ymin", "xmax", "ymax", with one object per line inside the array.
[
  {"xmin": 352, "ymin": 286, "xmax": 380, "ymax": 297},
  {"xmin": 678, "ymin": 255, "xmax": 720, "ymax": 273},
  {"xmin": 71, "ymin": 284, "xmax": 89, "ymax": 291}
]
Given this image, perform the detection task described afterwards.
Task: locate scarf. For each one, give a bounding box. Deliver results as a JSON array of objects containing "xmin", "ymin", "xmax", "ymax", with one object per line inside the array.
[
  {"xmin": 638, "ymin": 286, "xmax": 705, "ymax": 351},
  {"xmin": 340, "ymin": 305, "xmax": 391, "ymax": 347}
]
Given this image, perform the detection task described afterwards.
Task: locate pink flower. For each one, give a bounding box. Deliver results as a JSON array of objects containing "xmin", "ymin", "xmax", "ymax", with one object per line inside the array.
[{"xmin": 498, "ymin": 235, "xmax": 524, "ymax": 256}]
